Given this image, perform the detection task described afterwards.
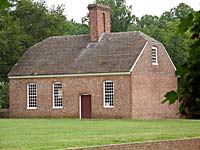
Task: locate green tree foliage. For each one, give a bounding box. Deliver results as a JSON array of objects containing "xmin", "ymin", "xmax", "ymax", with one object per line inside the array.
[
  {"xmin": 96, "ymin": 0, "xmax": 136, "ymax": 32},
  {"xmin": 0, "ymin": 82, "xmax": 9, "ymax": 108},
  {"xmin": 163, "ymin": 11, "xmax": 200, "ymax": 118},
  {"xmin": 138, "ymin": 15, "xmax": 159, "ymax": 28},
  {"xmin": 173, "ymin": 3, "xmax": 194, "ymax": 19},
  {"xmin": 0, "ymin": 0, "xmax": 10, "ymax": 9},
  {"xmin": 0, "ymin": 14, "xmax": 29, "ymax": 80},
  {"xmin": 160, "ymin": 3, "xmax": 194, "ymax": 26},
  {"xmin": 162, "ymin": 21, "xmax": 190, "ymax": 65},
  {"xmin": 0, "ymin": 0, "xmax": 10, "ymax": 109},
  {"xmin": 12, "ymin": 0, "xmax": 66, "ymax": 44},
  {"xmin": 64, "ymin": 20, "xmax": 89, "ymax": 35}
]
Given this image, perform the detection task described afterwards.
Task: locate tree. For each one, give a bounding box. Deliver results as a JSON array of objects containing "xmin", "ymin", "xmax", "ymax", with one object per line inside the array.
[
  {"xmin": 0, "ymin": 10, "xmax": 29, "ymax": 81},
  {"xmin": 162, "ymin": 21, "xmax": 190, "ymax": 66},
  {"xmin": 163, "ymin": 11, "xmax": 200, "ymax": 118},
  {"xmin": 0, "ymin": 82, "xmax": 9, "ymax": 108},
  {"xmin": 96, "ymin": 0, "xmax": 136, "ymax": 32},
  {"xmin": 0, "ymin": 0, "xmax": 10, "ymax": 108},
  {"xmin": 0, "ymin": 0, "xmax": 10, "ymax": 10},
  {"xmin": 0, "ymin": 17, "xmax": 27, "ymax": 79},
  {"xmin": 64, "ymin": 20, "xmax": 89, "ymax": 35},
  {"xmin": 138, "ymin": 15, "xmax": 159, "ymax": 28},
  {"xmin": 12, "ymin": 0, "xmax": 66, "ymax": 45},
  {"xmin": 173, "ymin": 3, "xmax": 194, "ymax": 19},
  {"xmin": 159, "ymin": 3, "xmax": 194, "ymax": 28}
]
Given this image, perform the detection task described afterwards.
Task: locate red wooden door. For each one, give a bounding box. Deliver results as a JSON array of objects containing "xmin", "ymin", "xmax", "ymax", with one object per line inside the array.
[{"xmin": 81, "ymin": 95, "xmax": 91, "ymax": 118}]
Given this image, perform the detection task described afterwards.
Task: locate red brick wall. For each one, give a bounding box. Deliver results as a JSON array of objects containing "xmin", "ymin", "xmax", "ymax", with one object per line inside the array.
[
  {"xmin": 65, "ymin": 138, "xmax": 200, "ymax": 150},
  {"xmin": 88, "ymin": 4, "xmax": 110, "ymax": 42},
  {"xmin": 9, "ymin": 75, "xmax": 131, "ymax": 118},
  {"xmin": 131, "ymin": 42, "xmax": 179, "ymax": 119}
]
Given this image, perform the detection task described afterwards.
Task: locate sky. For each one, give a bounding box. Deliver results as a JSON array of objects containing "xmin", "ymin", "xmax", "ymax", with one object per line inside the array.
[{"xmin": 43, "ymin": 0, "xmax": 200, "ymax": 23}]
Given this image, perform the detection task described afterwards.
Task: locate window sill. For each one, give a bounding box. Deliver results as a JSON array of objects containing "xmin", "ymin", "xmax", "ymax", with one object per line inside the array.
[
  {"xmin": 152, "ymin": 63, "xmax": 158, "ymax": 65},
  {"xmin": 53, "ymin": 107, "xmax": 63, "ymax": 109},
  {"xmin": 103, "ymin": 106, "xmax": 114, "ymax": 108},
  {"xmin": 27, "ymin": 107, "xmax": 37, "ymax": 110}
]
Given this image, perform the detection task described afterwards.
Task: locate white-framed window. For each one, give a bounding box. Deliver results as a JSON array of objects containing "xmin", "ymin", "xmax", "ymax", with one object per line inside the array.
[
  {"xmin": 53, "ymin": 82, "xmax": 63, "ymax": 108},
  {"xmin": 152, "ymin": 46, "xmax": 158, "ymax": 65},
  {"xmin": 27, "ymin": 83, "xmax": 37, "ymax": 109},
  {"xmin": 103, "ymin": 81, "xmax": 114, "ymax": 108}
]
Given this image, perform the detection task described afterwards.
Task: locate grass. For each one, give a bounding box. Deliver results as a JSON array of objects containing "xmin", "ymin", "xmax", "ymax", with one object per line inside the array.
[{"xmin": 0, "ymin": 119, "xmax": 200, "ymax": 150}]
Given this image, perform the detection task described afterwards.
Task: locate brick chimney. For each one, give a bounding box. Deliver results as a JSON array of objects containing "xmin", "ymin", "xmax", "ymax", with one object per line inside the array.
[{"xmin": 88, "ymin": 4, "xmax": 111, "ymax": 42}]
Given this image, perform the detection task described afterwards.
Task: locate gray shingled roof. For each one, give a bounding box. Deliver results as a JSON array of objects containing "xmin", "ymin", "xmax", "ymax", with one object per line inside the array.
[{"xmin": 8, "ymin": 31, "xmax": 158, "ymax": 76}]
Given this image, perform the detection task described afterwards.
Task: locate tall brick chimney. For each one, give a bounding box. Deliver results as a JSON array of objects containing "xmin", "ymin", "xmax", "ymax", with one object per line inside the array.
[{"xmin": 88, "ymin": 4, "xmax": 111, "ymax": 42}]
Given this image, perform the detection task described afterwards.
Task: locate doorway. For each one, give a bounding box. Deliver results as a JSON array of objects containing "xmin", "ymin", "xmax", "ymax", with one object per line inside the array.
[{"xmin": 80, "ymin": 95, "xmax": 91, "ymax": 119}]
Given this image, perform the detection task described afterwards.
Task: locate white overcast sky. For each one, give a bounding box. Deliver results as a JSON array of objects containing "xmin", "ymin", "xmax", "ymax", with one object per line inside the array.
[{"xmin": 42, "ymin": 0, "xmax": 200, "ymax": 23}]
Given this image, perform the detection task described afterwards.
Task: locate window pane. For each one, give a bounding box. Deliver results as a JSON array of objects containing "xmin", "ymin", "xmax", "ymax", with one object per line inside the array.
[
  {"xmin": 152, "ymin": 47, "xmax": 158, "ymax": 64},
  {"xmin": 28, "ymin": 83, "xmax": 37, "ymax": 108},
  {"xmin": 53, "ymin": 82, "xmax": 62, "ymax": 108},
  {"xmin": 104, "ymin": 81, "xmax": 114, "ymax": 107}
]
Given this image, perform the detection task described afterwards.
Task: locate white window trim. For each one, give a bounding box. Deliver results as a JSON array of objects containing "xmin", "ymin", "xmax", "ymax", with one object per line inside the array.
[
  {"xmin": 152, "ymin": 46, "xmax": 158, "ymax": 65},
  {"xmin": 103, "ymin": 80, "xmax": 114, "ymax": 108},
  {"xmin": 27, "ymin": 83, "xmax": 37, "ymax": 109},
  {"xmin": 53, "ymin": 82, "xmax": 63, "ymax": 109}
]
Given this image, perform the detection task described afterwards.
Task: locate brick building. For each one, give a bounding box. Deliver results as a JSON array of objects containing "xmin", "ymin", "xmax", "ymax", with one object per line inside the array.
[{"xmin": 8, "ymin": 4, "xmax": 179, "ymax": 119}]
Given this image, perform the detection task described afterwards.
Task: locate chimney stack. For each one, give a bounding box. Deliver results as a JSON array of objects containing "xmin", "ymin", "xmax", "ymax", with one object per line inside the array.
[{"xmin": 88, "ymin": 4, "xmax": 111, "ymax": 42}]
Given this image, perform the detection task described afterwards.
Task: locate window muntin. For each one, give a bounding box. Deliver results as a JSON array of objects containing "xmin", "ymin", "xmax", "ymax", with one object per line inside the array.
[
  {"xmin": 53, "ymin": 82, "xmax": 63, "ymax": 108},
  {"xmin": 152, "ymin": 47, "xmax": 158, "ymax": 65},
  {"xmin": 104, "ymin": 81, "xmax": 114, "ymax": 108},
  {"xmin": 27, "ymin": 83, "xmax": 37, "ymax": 109}
]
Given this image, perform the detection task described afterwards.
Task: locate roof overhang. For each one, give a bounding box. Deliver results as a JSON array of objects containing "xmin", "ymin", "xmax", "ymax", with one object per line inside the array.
[{"xmin": 8, "ymin": 72, "xmax": 131, "ymax": 79}]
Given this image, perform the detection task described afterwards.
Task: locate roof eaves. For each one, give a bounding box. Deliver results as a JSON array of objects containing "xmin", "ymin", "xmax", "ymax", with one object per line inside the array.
[{"xmin": 8, "ymin": 72, "xmax": 131, "ymax": 79}]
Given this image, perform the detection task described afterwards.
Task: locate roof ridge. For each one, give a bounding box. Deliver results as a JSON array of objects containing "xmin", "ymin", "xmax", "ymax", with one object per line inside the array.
[
  {"xmin": 138, "ymin": 31, "xmax": 159, "ymax": 42},
  {"xmin": 51, "ymin": 34, "xmax": 89, "ymax": 39},
  {"xmin": 109, "ymin": 31, "xmax": 140, "ymax": 35},
  {"xmin": 107, "ymin": 31, "xmax": 159, "ymax": 43}
]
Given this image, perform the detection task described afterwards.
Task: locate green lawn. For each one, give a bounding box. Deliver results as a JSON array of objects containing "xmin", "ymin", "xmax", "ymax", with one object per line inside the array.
[{"xmin": 0, "ymin": 119, "xmax": 200, "ymax": 150}]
